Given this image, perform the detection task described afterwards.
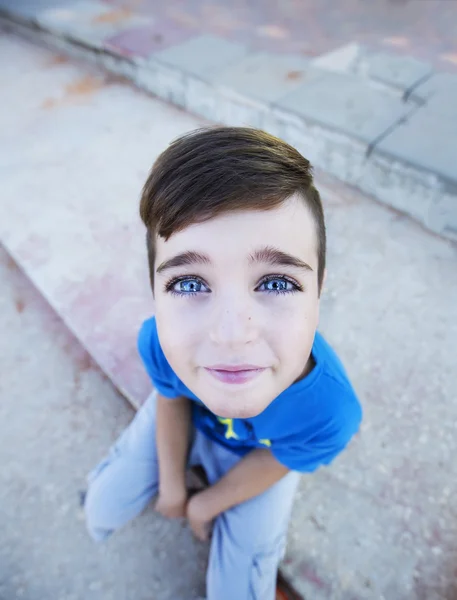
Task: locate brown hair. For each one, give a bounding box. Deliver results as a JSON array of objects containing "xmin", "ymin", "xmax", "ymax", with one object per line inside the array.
[{"xmin": 140, "ymin": 127, "xmax": 326, "ymax": 294}]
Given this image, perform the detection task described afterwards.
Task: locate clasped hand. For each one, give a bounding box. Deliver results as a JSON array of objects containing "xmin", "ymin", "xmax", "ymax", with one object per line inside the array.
[{"xmin": 155, "ymin": 486, "xmax": 213, "ymax": 542}]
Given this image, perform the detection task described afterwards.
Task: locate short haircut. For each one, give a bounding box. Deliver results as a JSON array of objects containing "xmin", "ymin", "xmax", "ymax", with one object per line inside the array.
[{"xmin": 140, "ymin": 127, "xmax": 326, "ymax": 294}]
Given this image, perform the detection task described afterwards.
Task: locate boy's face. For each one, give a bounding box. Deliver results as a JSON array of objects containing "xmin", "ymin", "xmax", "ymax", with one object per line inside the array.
[{"xmin": 153, "ymin": 195, "xmax": 322, "ymax": 419}]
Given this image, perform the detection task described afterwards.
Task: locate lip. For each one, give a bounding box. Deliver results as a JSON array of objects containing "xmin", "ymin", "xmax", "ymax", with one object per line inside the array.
[{"xmin": 204, "ymin": 365, "xmax": 266, "ymax": 385}]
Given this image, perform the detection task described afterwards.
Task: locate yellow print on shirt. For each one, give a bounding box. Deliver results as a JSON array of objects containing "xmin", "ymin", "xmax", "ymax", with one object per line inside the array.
[
  {"xmin": 217, "ymin": 417, "xmax": 272, "ymax": 447},
  {"xmin": 217, "ymin": 417, "xmax": 239, "ymax": 440}
]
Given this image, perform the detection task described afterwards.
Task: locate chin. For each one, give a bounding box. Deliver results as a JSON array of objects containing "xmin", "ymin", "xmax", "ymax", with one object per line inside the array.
[{"xmin": 204, "ymin": 394, "xmax": 271, "ymax": 419}]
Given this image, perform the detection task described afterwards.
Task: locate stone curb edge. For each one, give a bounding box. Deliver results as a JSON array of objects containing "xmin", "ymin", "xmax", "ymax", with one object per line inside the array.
[{"xmin": 1, "ymin": 9, "xmax": 455, "ymax": 243}]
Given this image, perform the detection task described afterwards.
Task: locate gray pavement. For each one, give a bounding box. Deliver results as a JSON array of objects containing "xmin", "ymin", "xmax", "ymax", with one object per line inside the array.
[
  {"xmin": 0, "ymin": 248, "xmax": 208, "ymax": 600},
  {"xmin": 1, "ymin": 31, "xmax": 457, "ymax": 600},
  {"xmin": 0, "ymin": 0, "xmax": 456, "ymax": 241}
]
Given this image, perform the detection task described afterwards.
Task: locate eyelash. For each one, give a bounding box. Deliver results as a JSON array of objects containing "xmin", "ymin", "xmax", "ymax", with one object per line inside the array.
[
  {"xmin": 260, "ymin": 275, "xmax": 303, "ymax": 295},
  {"xmin": 164, "ymin": 274, "xmax": 303, "ymax": 297},
  {"xmin": 164, "ymin": 275, "xmax": 207, "ymax": 297}
]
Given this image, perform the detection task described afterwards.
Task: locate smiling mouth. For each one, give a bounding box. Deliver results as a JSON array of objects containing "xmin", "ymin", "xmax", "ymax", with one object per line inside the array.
[{"xmin": 204, "ymin": 365, "xmax": 266, "ymax": 385}]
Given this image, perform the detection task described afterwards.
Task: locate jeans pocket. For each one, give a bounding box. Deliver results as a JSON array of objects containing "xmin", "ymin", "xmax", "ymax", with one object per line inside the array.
[{"xmin": 250, "ymin": 536, "xmax": 287, "ymax": 600}]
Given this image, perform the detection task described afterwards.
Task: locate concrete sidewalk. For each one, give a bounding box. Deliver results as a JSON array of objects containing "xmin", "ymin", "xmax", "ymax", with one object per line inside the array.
[
  {"xmin": 1, "ymin": 0, "xmax": 456, "ymax": 242},
  {"xmin": 0, "ymin": 247, "xmax": 209, "ymax": 600},
  {"xmin": 1, "ymin": 32, "xmax": 457, "ymax": 600}
]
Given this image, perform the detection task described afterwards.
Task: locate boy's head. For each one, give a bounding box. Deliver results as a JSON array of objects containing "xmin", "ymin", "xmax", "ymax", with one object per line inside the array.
[{"xmin": 140, "ymin": 127, "xmax": 326, "ymax": 418}]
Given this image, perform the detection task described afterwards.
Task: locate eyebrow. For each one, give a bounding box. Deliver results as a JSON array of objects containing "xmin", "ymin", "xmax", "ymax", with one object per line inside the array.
[
  {"xmin": 156, "ymin": 251, "xmax": 211, "ymax": 274},
  {"xmin": 249, "ymin": 246, "xmax": 313, "ymax": 272},
  {"xmin": 156, "ymin": 245, "xmax": 313, "ymax": 274}
]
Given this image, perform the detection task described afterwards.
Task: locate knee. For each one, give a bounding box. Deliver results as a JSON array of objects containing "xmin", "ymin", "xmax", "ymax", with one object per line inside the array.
[
  {"xmin": 83, "ymin": 453, "xmax": 158, "ymax": 542},
  {"xmin": 83, "ymin": 460, "xmax": 128, "ymax": 542},
  {"xmin": 83, "ymin": 480, "xmax": 116, "ymax": 542}
]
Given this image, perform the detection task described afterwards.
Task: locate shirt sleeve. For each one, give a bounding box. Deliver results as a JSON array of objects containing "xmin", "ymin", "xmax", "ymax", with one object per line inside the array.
[
  {"xmin": 137, "ymin": 318, "xmax": 180, "ymax": 399},
  {"xmin": 271, "ymin": 394, "xmax": 362, "ymax": 473}
]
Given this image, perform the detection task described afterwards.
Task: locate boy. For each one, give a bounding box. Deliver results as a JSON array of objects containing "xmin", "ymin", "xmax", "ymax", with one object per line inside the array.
[{"xmin": 84, "ymin": 127, "xmax": 362, "ymax": 600}]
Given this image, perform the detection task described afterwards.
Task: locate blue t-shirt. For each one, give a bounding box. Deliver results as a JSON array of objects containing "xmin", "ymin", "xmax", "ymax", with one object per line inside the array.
[{"xmin": 138, "ymin": 317, "xmax": 362, "ymax": 473}]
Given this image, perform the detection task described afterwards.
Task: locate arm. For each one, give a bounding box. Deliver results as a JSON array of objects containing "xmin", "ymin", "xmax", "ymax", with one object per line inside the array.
[
  {"xmin": 155, "ymin": 393, "xmax": 191, "ymax": 517},
  {"xmin": 187, "ymin": 448, "xmax": 289, "ymax": 540}
]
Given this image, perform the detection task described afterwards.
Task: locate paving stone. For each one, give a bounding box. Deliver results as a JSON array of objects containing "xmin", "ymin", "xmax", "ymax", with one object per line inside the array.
[
  {"xmin": 0, "ymin": 0, "xmax": 72, "ymax": 20},
  {"xmin": 38, "ymin": 0, "xmax": 150, "ymax": 46},
  {"xmin": 373, "ymin": 108, "xmax": 457, "ymax": 184},
  {"xmin": 313, "ymin": 42, "xmax": 433, "ymax": 93},
  {"xmin": 411, "ymin": 72, "xmax": 457, "ymax": 100},
  {"xmin": 155, "ymin": 34, "xmax": 249, "ymax": 79},
  {"xmin": 276, "ymin": 72, "xmax": 415, "ymax": 145},
  {"xmin": 312, "ymin": 42, "xmax": 362, "ymax": 74},
  {"xmin": 360, "ymin": 51, "xmax": 432, "ymax": 92},
  {"xmin": 3, "ymin": 0, "xmax": 455, "ymax": 240},
  {"xmin": 104, "ymin": 20, "xmax": 194, "ymax": 58},
  {"xmin": 410, "ymin": 72, "xmax": 457, "ymax": 117},
  {"xmin": 423, "ymin": 90, "xmax": 457, "ymax": 119},
  {"xmin": 212, "ymin": 51, "xmax": 325, "ymax": 104}
]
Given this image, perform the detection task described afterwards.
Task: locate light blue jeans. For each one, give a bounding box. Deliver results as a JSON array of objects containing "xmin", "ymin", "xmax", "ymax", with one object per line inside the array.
[{"xmin": 84, "ymin": 392, "xmax": 301, "ymax": 600}]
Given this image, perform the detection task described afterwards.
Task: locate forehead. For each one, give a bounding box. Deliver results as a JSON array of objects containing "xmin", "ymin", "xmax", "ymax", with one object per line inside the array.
[{"xmin": 155, "ymin": 195, "xmax": 318, "ymax": 267}]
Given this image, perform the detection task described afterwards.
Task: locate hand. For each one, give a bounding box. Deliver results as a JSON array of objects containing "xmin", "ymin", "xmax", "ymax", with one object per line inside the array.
[
  {"xmin": 186, "ymin": 491, "xmax": 214, "ymax": 542},
  {"xmin": 155, "ymin": 485, "xmax": 188, "ymax": 519}
]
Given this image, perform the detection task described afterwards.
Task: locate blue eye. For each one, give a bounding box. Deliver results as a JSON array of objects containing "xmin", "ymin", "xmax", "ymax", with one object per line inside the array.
[
  {"xmin": 166, "ymin": 277, "xmax": 210, "ymax": 296},
  {"xmin": 257, "ymin": 277, "xmax": 300, "ymax": 294}
]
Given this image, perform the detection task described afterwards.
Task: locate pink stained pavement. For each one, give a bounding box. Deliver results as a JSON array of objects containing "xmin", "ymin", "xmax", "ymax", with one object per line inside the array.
[
  {"xmin": 0, "ymin": 34, "xmax": 207, "ymax": 408},
  {"xmin": 103, "ymin": 0, "xmax": 457, "ymax": 72}
]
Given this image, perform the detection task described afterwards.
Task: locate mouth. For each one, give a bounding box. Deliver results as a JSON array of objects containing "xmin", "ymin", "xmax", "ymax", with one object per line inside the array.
[{"xmin": 204, "ymin": 365, "xmax": 266, "ymax": 385}]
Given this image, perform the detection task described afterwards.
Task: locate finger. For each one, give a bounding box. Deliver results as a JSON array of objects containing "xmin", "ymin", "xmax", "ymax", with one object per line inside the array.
[
  {"xmin": 199, "ymin": 523, "xmax": 211, "ymax": 543},
  {"xmin": 190, "ymin": 521, "xmax": 206, "ymax": 542},
  {"xmin": 198, "ymin": 528, "xmax": 208, "ymax": 543}
]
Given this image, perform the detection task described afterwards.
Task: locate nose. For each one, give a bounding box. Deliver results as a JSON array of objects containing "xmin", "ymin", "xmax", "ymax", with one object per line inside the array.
[{"xmin": 208, "ymin": 294, "xmax": 259, "ymax": 347}]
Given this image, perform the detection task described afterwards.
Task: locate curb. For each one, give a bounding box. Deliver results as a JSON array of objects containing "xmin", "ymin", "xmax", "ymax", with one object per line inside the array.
[{"xmin": 1, "ymin": 6, "xmax": 455, "ymax": 242}]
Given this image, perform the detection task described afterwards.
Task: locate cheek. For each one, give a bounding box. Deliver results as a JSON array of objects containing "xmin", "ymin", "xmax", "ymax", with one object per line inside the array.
[
  {"xmin": 155, "ymin": 293, "xmax": 206, "ymax": 321},
  {"xmin": 155, "ymin": 299, "xmax": 202, "ymax": 363},
  {"xmin": 269, "ymin": 299, "xmax": 318, "ymax": 357}
]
